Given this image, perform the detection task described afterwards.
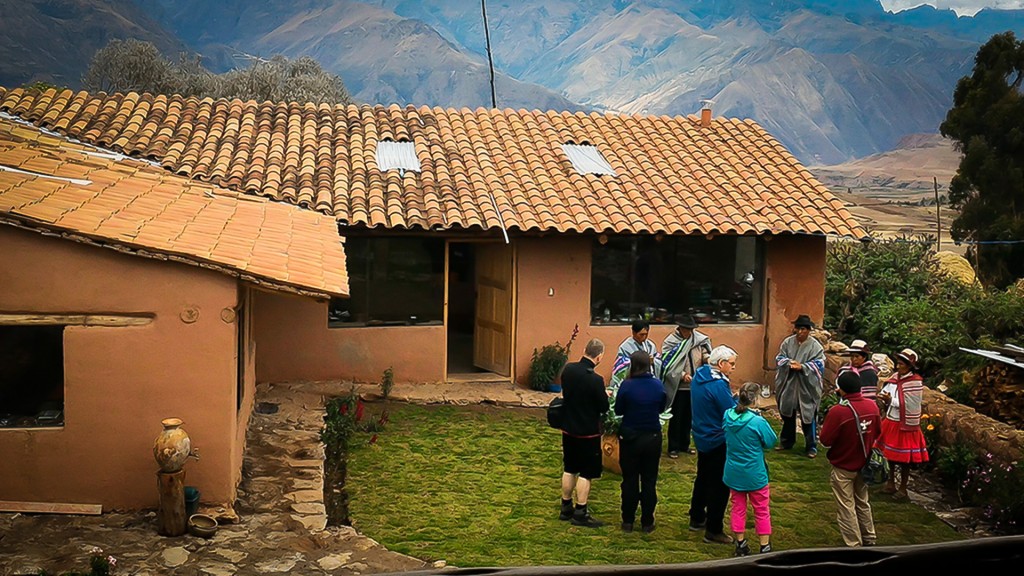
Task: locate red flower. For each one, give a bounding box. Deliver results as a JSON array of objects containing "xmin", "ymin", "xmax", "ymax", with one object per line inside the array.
[
  {"xmin": 368, "ymin": 434, "xmax": 378, "ymax": 445},
  {"xmin": 339, "ymin": 403, "xmax": 348, "ymax": 415},
  {"xmin": 355, "ymin": 399, "xmax": 365, "ymax": 422}
]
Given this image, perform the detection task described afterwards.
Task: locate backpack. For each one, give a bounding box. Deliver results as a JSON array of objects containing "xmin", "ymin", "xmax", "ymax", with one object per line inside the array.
[
  {"xmin": 546, "ymin": 397, "xmax": 564, "ymax": 429},
  {"xmin": 847, "ymin": 402, "xmax": 889, "ymax": 486}
]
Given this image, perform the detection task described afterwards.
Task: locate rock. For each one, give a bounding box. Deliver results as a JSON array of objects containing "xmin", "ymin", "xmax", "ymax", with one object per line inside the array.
[
  {"xmin": 291, "ymin": 513, "xmax": 327, "ymax": 531},
  {"xmin": 211, "ymin": 548, "xmax": 248, "ymax": 563},
  {"xmin": 810, "ymin": 328, "xmax": 831, "ymax": 346},
  {"xmin": 290, "ymin": 502, "xmax": 326, "ymax": 515},
  {"xmin": 346, "ymin": 562, "xmax": 370, "ymax": 572},
  {"xmin": 161, "ymin": 547, "xmax": 189, "ymax": 568},
  {"xmin": 873, "ymin": 353, "xmax": 894, "ymax": 378},
  {"xmin": 318, "ymin": 553, "xmax": 352, "ymax": 570},
  {"xmin": 198, "ymin": 562, "xmax": 238, "ymax": 576},
  {"xmin": 255, "ymin": 554, "xmax": 303, "ymax": 573},
  {"xmin": 433, "ymin": 560, "xmax": 448, "ymax": 568},
  {"xmin": 826, "ymin": 341, "xmax": 849, "ymax": 353},
  {"xmin": 286, "ymin": 490, "xmax": 322, "ymax": 503}
]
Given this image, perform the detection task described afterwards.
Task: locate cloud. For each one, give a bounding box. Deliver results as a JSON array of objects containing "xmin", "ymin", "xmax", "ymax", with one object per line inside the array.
[{"xmin": 880, "ymin": 1, "xmax": 1024, "ymax": 17}]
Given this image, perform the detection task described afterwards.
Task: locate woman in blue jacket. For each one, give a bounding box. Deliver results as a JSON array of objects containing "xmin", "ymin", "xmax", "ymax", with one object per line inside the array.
[
  {"xmin": 615, "ymin": 350, "xmax": 667, "ymax": 533},
  {"xmin": 724, "ymin": 382, "xmax": 778, "ymax": 555}
]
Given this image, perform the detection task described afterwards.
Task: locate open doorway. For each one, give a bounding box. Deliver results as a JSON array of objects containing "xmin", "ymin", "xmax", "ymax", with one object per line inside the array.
[
  {"xmin": 446, "ymin": 242, "xmax": 514, "ymax": 380},
  {"xmin": 446, "ymin": 243, "xmax": 478, "ymax": 374}
]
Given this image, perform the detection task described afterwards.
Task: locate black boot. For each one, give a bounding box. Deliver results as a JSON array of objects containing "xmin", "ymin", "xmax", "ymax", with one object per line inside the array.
[
  {"xmin": 735, "ymin": 539, "xmax": 751, "ymax": 557},
  {"xmin": 570, "ymin": 505, "xmax": 604, "ymax": 528},
  {"xmin": 559, "ymin": 499, "xmax": 574, "ymax": 521}
]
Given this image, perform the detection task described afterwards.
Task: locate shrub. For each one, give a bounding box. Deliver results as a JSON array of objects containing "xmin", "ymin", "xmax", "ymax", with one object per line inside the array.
[
  {"xmin": 528, "ymin": 343, "xmax": 568, "ymax": 391},
  {"xmin": 963, "ymin": 453, "xmax": 1024, "ymax": 534},
  {"xmin": 936, "ymin": 439, "xmax": 976, "ymax": 496},
  {"xmin": 825, "ymin": 237, "xmax": 937, "ymax": 337}
]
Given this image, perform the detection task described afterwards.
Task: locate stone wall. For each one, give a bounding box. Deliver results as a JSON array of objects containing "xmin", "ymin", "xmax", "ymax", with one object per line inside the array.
[{"xmin": 922, "ymin": 388, "xmax": 1024, "ymax": 466}]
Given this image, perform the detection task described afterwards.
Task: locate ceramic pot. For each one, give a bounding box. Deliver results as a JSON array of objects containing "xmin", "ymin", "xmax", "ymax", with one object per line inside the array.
[
  {"xmin": 154, "ymin": 418, "xmax": 192, "ymax": 473},
  {"xmin": 601, "ymin": 434, "xmax": 622, "ymax": 475}
]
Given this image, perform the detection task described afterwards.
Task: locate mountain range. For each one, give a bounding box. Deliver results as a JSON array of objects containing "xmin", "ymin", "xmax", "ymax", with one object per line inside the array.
[{"xmin": 2, "ymin": 0, "xmax": 1023, "ymax": 164}]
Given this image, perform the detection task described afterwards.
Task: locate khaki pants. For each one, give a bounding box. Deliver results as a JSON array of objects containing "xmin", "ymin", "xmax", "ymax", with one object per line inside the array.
[{"xmin": 830, "ymin": 465, "xmax": 876, "ymax": 547}]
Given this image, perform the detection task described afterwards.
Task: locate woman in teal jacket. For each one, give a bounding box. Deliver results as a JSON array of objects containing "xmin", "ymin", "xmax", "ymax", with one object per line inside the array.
[{"xmin": 723, "ymin": 382, "xmax": 778, "ymax": 556}]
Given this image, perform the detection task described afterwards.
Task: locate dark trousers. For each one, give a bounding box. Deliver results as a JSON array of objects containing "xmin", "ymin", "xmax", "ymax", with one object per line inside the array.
[
  {"xmin": 780, "ymin": 414, "xmax": 817, "ymax": 453},
  {"xmin": 666, "ymin": 389, "xmax": 692, "ymax": 453},
  {"xmin": 689, "ymin": 442, "xmax": 729, "ymax": 534},
  {"xmin": 619, "ymin": 430, "xmax": 662, "ymax": 526}
]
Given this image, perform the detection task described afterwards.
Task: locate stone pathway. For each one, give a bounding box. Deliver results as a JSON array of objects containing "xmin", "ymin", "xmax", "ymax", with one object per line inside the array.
[{"xmin": 0, "ymin": 380, "xmax": 993, "ymax": 575}]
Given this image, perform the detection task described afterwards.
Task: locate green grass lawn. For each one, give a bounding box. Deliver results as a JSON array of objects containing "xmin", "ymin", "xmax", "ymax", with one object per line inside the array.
[{"xmin": 347, "ymin": 402, "xmax": 962, "ymax": 567}]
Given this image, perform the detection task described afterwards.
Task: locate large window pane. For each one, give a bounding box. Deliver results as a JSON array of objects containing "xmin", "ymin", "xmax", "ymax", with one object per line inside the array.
[
  {"xmin": 329, "ymin": 237, "xmax": 445, "ymax": 327},
  {"xmin": 590, "ymin": 235, "xmax": 763, "ymax": 325}
]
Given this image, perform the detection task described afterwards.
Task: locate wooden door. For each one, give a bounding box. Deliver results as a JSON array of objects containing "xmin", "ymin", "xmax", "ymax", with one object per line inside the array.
[{"xmin": 473, "ymin": 243, "xmax": 513, "ymax": 375}]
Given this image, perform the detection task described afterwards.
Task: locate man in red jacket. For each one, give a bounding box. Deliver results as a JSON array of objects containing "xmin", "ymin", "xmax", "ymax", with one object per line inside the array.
[{"xmin": 820, "ymin": 371, "xmax": 882, "ymax": 547}]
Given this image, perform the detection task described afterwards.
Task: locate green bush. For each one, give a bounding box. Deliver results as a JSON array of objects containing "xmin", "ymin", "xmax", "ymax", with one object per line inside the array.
[
  {"xmin": 935, "ymin": 439, "xmax": 976, "ymax": 494},
  {"xmin": 528, "ymin": 343, "xmax": 568, "ymax": 391},
  {"xmin": 825, "ymin": 237, "xmax": 938, "ymax": 336},
  {"xmin": 963, "ymin": 453, "xmax": 1024, "ymax": 534}
]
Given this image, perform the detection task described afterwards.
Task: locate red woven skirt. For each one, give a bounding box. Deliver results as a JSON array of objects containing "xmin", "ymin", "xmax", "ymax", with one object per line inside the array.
[{"xmin": 876, "ymin": 418, "xmax": 929, "ymax": 464}]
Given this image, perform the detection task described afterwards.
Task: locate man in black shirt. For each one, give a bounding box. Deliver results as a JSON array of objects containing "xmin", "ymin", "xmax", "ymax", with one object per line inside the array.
[{"xmin": 559, "ymin": 338, "xmax": 609, "ymax": 528}]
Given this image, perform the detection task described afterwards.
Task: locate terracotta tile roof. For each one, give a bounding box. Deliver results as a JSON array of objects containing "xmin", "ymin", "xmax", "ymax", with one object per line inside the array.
[
  {"xmin": 0, "ymin": 113, "xmax": 348, "ymax": 299},
  {"xmin": 0, "ymin": 87, "xmax": 866, "ymax": 238}
]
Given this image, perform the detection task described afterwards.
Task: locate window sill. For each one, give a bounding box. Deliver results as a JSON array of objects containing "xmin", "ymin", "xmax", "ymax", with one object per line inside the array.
[
  {"xmin": 589, "ymin": 320, "xmax": 761, "ymax": 327},
  {"xmin": 0, "ymin": 425, "xmax": 64, "ymax": 431},
  {"xmin": 328, "ymin": 320, "xmax": 444, "ymax": 329}
]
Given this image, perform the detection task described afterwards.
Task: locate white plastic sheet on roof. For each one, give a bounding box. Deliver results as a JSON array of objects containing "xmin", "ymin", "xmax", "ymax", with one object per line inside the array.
[
  {"xmin": 561, "ymin": 144, "xmax": 617, "ymax": 176},
  {"xmin": 376, "ymin": 140, "xmax": 421, "ymax": 172}
]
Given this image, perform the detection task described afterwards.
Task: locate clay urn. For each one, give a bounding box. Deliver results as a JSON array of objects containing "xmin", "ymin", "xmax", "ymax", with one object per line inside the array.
[{"xmin": 154, "ymin": 418, "xmax": 192, "ymax": 473}]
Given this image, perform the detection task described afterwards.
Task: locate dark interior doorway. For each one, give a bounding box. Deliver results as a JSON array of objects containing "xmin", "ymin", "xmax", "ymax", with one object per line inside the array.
[{"xmin": 447, "ymin": 243, "xmax": 483, "ymax": 374}]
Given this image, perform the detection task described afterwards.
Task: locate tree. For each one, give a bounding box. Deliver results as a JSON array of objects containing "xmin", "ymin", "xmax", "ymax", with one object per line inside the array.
[
  {"xmin": 940, "ymin": 31, "xmax": 1024, "ymax": 288},
  {"xmin": 81, "ymin": 38, "xmax": 178, "ymax": 95},
  {"xmin": 80, "ymin": 39, "xmax": 352, "ymax": 106}
]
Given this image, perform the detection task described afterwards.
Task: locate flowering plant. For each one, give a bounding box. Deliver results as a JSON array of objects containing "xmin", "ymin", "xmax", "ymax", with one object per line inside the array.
[
  {"xmin": 962, "ymin": 452, "xmax": 1024, "ymax": 534},
  {"xmin": 50, "ymin": 547, "xmax": 117, "ymax": 576},
  {"xmin": 920, "ymin": 412, "xmax": 942, "ymax": 464}
]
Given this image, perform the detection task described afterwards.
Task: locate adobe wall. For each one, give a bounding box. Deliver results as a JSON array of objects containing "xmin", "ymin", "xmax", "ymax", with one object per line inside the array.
[
  {"xmin": 252, "ymin": 290, "xmax": 445, "ymax": 385},
  {"xmin": 0, "ymin": 227, "xmax": 241, "ymax": 510},
  {"xmin": 514, "ymin": 234, "xmax": 826, "ymax": 388}
]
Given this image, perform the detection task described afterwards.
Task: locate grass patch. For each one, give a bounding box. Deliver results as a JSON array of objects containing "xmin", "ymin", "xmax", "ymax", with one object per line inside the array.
[{"xmin": 348, "ymin": 403, "xmax": 962, "ymax": 567}]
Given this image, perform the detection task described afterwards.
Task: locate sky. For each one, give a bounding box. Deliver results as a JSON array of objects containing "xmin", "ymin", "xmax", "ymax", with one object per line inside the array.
[{"xmin": 880, "ymin": 1, "xmax": 1024, "ymax": 16}]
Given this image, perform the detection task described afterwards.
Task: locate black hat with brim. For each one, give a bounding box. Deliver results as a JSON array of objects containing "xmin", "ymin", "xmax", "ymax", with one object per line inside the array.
[{"xmin": 793, "ymin": 314, "xmax": 814, "ymax": 328}]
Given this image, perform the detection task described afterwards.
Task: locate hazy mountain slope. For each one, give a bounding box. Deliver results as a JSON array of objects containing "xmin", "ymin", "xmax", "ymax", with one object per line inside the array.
[
  {"xmin": 0, "ymin": 0, "xmax": 184, "ymax": 88},
  {"xmin": 149, "ymin": 0, "xmax": 580, "ymax": 111},
  {"xmin": 809, "ymin": 133, "xmax": 961, "ymax": 189}
]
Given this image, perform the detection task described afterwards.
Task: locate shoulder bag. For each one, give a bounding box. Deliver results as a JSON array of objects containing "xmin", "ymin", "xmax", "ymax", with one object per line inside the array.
[{"xmin": 846, "ymin": 401, "xmax": 889, "ymax": 485}]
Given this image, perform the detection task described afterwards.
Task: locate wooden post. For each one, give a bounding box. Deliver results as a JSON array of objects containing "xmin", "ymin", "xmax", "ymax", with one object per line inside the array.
[
  {"xmin": 157, "ymin": 470, "xmax": 186, "ymax": 536},
  {"xmin": 934, "ymin": 176, "xmax": 941, "ymax": 251}
]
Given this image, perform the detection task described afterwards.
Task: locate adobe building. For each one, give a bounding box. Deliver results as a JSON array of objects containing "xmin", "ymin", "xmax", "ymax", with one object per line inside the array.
[
  {"xmin": 0, "ymin": 111, "xmax": 347, "ymax": 510},
  {"xmin": 1, "ymin": 87, "xmax": 865, "ymax": 405}
]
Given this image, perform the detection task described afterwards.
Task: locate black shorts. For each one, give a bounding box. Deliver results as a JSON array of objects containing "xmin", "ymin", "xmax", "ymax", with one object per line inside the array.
[{"xmin": 562, "ymin": 434, "xmax": 602, "ymax": 480}]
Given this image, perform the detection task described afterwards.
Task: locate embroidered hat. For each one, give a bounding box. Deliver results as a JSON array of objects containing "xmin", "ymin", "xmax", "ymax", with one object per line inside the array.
[
  {"xmin": 845, "ymin": 339, "xmax": 871, "ymax": 356},
  {"xmin": 893, "ymin": 348, "xmax": 920, "ymax": 371},
  {"xmin": 793, "ymin": 314, "xmax": 814, "ymax": 328}
]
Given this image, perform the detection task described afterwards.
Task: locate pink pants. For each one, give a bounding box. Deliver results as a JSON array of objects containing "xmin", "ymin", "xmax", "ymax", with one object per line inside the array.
[{"xmin": 730, "ymin": 485, "xmax": 772, "ymax": 536}]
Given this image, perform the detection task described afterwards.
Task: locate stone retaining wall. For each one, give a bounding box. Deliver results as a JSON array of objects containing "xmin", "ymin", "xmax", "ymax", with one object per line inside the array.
[{"xmin": 922, "ymin": 388, "xmax": 1024, "ymax": 465}]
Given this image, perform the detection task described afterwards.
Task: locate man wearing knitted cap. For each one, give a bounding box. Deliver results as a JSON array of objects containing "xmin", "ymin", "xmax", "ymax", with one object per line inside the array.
[{"xmin": 820, "ymin": 371, "xmax": 882, "ymax": 547}]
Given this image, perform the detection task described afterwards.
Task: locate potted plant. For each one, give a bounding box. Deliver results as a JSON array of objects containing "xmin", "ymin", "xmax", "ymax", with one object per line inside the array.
[{"xmin": 528, "ymin": 324, "xmax": 579, "ymax": 392}]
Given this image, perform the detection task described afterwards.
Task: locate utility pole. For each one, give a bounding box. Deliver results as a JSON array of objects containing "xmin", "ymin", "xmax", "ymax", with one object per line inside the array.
[
  {"xmin": 934, "ymin": 176, "xmax": 941, "ymax": 251},
  {"xmin": 480, "ymin": 0, "xmax": 497, "ymax": 109}
]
